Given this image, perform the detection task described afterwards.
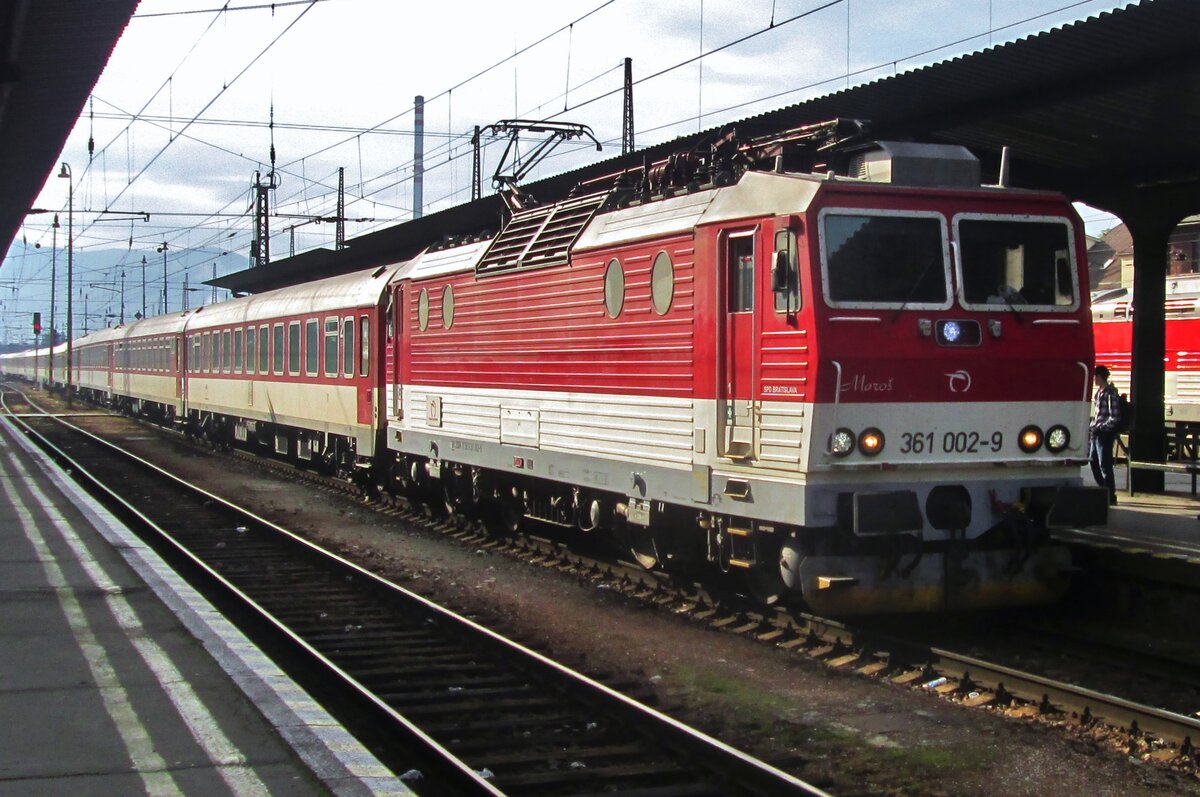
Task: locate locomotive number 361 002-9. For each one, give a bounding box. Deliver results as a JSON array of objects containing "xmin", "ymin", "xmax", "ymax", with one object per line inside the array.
[{"xmin": 899, "ymin": 431, "xmax": 1004, "ymax": 454}]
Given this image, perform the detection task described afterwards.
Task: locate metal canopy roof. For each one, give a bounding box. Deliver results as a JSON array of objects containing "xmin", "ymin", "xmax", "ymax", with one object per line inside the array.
[
  {"xmin": 0, "ymin": 0, "xmax": 138, "ymax": 257},
  {"xmin": 211, "ymin": 0, "xmax": 1200, "ymax": 295}
]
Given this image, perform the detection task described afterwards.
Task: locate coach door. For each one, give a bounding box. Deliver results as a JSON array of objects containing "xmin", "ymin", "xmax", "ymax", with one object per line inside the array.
[
  {"xmin": 119, "ymin": 343, "xmax": 129, "ymax": 395},
  {"xmin": 719, "ymin": 230, "xmax": 759, "ymax": 459},
  {"xmin": 389, "ymin": 286, "xmax": 403, "ymax": 420}
]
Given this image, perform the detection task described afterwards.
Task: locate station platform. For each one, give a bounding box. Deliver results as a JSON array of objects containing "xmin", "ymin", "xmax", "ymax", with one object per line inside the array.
[
  {"xmin": 1052, "ymin": 465, "xmax": 1200, "ymax": 566},
  {"xmin": 0, "ymin": 416, "xmax": 411, "ymax": 796}
]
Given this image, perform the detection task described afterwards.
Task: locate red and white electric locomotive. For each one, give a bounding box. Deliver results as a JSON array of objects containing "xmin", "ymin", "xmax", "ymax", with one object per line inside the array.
[{"xmin": 383, "ymin": 124, "xmax": 1108, "ymax": 614}]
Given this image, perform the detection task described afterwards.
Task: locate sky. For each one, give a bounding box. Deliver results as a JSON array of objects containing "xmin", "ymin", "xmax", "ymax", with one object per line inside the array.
[{"xmin": 0, "ymin": 0, "xmax": 1132, "ymax": 343}]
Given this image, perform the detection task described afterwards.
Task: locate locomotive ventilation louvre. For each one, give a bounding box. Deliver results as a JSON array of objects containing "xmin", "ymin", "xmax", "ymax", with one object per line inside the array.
[{"xmin": 476, "ymin": 191, "xmax": 609, "ymax": 276}]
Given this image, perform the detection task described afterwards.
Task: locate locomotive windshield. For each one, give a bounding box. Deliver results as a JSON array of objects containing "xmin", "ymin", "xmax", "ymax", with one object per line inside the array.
[
  {"xmin": 957, "ymin": 217, "xmax": 1076, "ymax": 309},
  {"xmin": 821, "ymin": 212, "xmax": 948, "ymax": 306}
]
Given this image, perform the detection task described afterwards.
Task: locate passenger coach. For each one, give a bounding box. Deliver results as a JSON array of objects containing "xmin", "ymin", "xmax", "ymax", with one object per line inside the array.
[{"xmin": 181, "ymin": 264, "xmax": 397, "ymax": 478}]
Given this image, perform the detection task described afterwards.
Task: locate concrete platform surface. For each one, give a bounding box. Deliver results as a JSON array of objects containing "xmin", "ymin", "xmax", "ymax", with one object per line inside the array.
[
  {"xmin": 1056, "ymin": 465, "xmax": 1200, "ymax": 563},
  {"xmin": 0, "ymin": 415, "xmax": 413, "ymax": 796}
]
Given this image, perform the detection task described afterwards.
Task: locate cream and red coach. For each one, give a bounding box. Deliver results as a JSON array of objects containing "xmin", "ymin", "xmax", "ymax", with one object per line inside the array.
[{"xmin": 180, "ymin": 265, "xmax": 397, "ymax": 475}]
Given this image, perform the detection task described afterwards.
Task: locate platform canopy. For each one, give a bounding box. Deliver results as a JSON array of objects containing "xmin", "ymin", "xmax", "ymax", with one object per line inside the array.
[{"xmin": 0, "ymin": 0, "xmax": 139, "ymax": 257}]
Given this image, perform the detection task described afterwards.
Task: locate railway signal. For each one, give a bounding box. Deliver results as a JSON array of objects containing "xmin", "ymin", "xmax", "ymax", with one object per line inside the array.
[{"xmin": 32, "ymin": 312, "xmax": 41, "ymax": 335}]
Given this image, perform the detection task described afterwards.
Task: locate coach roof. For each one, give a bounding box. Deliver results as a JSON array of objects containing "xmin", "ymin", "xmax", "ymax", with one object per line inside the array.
[{"xmin": 184, "ymin": 261, "xmax": 405, "ymax": 332}]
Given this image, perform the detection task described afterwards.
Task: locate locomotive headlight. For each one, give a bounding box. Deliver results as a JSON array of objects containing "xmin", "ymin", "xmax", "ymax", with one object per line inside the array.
[
  {"xmin": 829, "ymin": 428, "xmax": 856, "ymax": 457},
  {"xmin": 942, "ymin": 320, "xmax": 962, "ymax": 343},
  {"xmin": 1018, "ymin": 425, "xmax": 1044, "ymax": 453},
  {"xmin": 1045, "ymin": 425, "xmax": 1070, "ymax": 454},
  {"xmin": 858, "ymin": 428, "xmax": 884, "ymax": 456}
]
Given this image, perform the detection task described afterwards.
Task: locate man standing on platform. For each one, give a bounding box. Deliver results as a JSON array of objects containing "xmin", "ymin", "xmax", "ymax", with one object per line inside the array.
[{"xmin": 1089, "ymin": 364, "xmax": 1121, "ymax": 505}]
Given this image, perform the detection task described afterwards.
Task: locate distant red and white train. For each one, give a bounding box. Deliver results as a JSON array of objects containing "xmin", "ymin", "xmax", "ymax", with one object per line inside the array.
[
  {"xmin": 1, "ymin": 122, "xmax": 1110, "ymax": 614},
  {"xmin": 1091, "ymin": 274, "xmax": 1200, "ymax": 426}
]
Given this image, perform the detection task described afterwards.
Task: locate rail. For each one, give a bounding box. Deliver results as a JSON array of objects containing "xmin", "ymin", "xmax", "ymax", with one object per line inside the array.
[{"xmin": 0, "ymin": 385, "xmax": 829, "ymax": 797}]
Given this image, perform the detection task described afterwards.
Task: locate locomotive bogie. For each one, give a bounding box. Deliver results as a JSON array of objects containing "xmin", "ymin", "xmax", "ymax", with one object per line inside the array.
[{"xmin": 779, "ymin": 544, "xmax": 1073, "ymax": 615}]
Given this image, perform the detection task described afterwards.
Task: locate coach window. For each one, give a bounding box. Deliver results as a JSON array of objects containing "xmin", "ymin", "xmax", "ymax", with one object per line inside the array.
[
  {"xmin": 222, "ymin": 330, "xmax": 232, "ymax": 372},
  {"xmin": 305, "ymin": 319, "xmax": 319, "ymax": 376},
  {"xmin": 359, "ymin": 315, "xmax": 370, "ymax": 377},
  {"xmin": 604, "ymin": 258, "xmax": 624, "ymax": 318},
  {"xmin": 342, "ymin": 317, "xmax": 354, "ymax": 378},
  {"xmin": 288, "ymin": 321, "xmax": 301, "ymax": 375},
  {"xmin": 418, "ymin": 288, "xmax": 430, "ymax": 331},
  {"xmin": 272, "ymin": 323, "xmax": 285, "ymax": 375},
  {"xmin": 202, "ymin": 332, "xmax": 211, "ymax": 373},
  {"xmin": 651, "ymin": 251, "xmax": 674, "ymax": 315},
  {"xmin": 233, "ymin": 329, "xmax": 243, "ymax": 373},
  {"xmin": 191, "ymin": 335, "xmax": 200, "ymax": 373},
  {"xmin": 246, "ymin": 326, "xmax": 256, "ymax": 374},
  {"xmin": 213, "ymin": 330, "xmax": 222, "ymax": 372},
  {"xmin": 324, "ymin": 318, "xmax": 339, "ymax": 376},
  {"xmin": 259, "ymin": 326, "xmax": 270, "ymax": 374}
]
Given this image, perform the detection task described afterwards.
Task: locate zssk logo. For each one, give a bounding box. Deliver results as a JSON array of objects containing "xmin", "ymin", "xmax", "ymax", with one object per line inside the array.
[{"xmin": 946, "ymin": 370, "xmax": 972, "ymax": 393}]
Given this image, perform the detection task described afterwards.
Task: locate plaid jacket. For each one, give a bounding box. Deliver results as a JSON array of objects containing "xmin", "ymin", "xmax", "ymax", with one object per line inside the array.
[{"xmin": 1091, "ymin": 382, "xmax": 1121, "ymax": 435}]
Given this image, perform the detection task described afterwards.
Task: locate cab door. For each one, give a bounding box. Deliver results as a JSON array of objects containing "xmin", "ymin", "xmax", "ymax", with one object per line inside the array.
[{"xmin": 719, "ymin": 229, "xmax": 759, "ymax": 459}]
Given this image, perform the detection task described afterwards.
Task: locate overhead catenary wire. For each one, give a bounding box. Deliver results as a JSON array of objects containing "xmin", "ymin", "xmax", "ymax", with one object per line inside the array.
[{"xmin": 7, "ymin": 0, "xmax": 1125, "ymax": 322}]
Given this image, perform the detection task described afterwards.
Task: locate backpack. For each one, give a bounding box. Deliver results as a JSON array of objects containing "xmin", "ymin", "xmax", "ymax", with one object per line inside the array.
[{"xmin": 1116, "ymin": 393, "xmax": 1132, "ymax": 434}]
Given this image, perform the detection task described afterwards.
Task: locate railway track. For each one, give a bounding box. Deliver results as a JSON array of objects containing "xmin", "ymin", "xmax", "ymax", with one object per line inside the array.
[
  {"xmin": 12, "ymin": 385, "xmax": 1200, "ymax": 780},
  {"xmin": 0, "ymin": 387, "xmax": 827, "ymax": 797},
  {"xmin": 232, "ymin": 421, "xmax": 1200, "ymax": 771}
]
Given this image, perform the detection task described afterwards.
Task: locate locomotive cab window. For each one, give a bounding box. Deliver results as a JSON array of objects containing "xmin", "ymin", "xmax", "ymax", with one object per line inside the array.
[
  {"xmin": 956, "ymin": 216, "xmax": 1077, "ymax": 310},
  {"xmin": 773, "ymin": 228, "xmax": 800, "ymax": 313},
  {"xmin": 820, "ymin": 210, "xmax": 949, "ymax": 308}
]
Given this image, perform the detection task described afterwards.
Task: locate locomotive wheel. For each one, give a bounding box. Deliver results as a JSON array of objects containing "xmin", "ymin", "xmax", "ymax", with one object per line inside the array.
[
  {"xmin": 443, "ymin": 483, "xmax": 467, "ymax": 517},
  {"xmin": 479, "ymin": 499, "xmax": 522, "ymax": 537},
  {"xmin": 624, "ymin": 524, "xmax": 662, "ymax": 571},
  {"xmin": 742, "ymin": 562, "xmax": 787, "ymax": 606}
]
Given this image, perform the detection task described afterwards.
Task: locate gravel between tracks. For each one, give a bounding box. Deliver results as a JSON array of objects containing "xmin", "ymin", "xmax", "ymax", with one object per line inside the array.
[{"xmin": 60, "ymin": 400, "xmax": 1200, "ymax": 797}]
